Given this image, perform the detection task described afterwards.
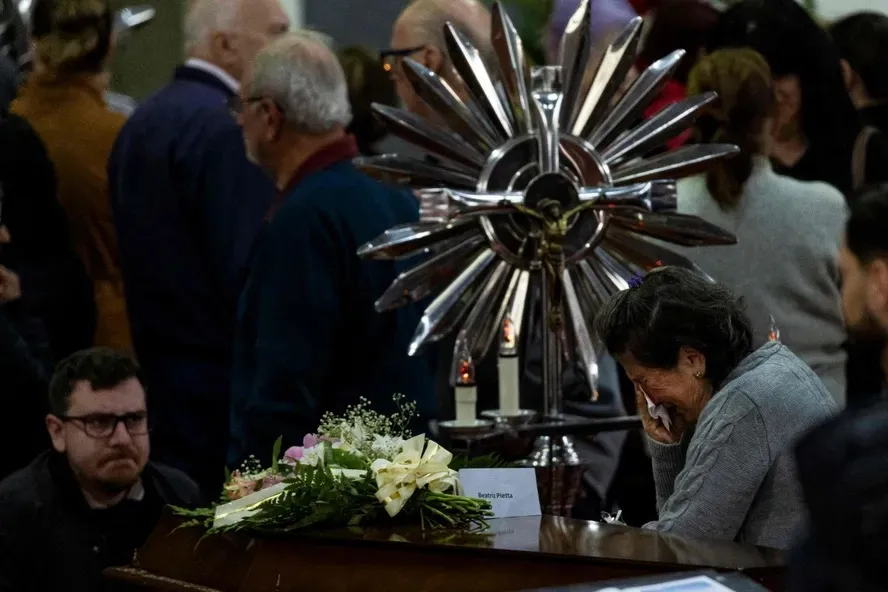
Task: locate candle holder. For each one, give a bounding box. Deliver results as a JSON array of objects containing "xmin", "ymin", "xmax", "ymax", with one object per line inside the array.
[
  {"xmin": 438, "ymin": 418, "xmax": 496, "ymax": 440},
  {"xmin": 357, "ymin": 0, "xmax": 738, "ymax": 518},
  {"xmin": 480, "ymin": 409, "xmax": 538, "ymax": 427}
]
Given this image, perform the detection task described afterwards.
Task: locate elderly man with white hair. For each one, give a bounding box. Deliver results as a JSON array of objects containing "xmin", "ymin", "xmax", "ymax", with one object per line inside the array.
[
  {"xmin": 107, "ymin": 0, "xmax": 289, "ymax": 498},
  {"xmin": 227, "ymin": 32, "xmax": 436, "ymax": 467}
]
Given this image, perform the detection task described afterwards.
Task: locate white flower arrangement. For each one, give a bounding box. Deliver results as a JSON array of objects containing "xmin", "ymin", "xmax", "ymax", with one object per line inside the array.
[{"xmin": 175, "ymin": 396, "xmax": 494, "ymax": 535}]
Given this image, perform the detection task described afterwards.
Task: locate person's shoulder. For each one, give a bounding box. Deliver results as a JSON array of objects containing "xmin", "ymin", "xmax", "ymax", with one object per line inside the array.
[
  {"xmin": 125, "ymin": 84, "xmax": 236, "ymax": 136},
  {"xmin": 729, "ymin": 345, "xmax": 837, "ymax": 414},
  {"xmin": 0, "ymin": 455, "xmax": 50, "ymax": 514},
  {"xmin": 145, "ymin": 461, "xmax": 201, "ymax": 506},
  {"xmin": 768, "ymin": 170, "xmax": 846, "ymax": 208},
  {"xmin": 763, "ymin": 170, "xmax": 848, "ymax": 223}
]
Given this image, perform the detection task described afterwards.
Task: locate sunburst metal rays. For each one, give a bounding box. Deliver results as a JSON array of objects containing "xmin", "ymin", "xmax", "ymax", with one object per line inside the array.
[{"xmin": 356, "ymin": 0, "xmax": 739, "ymax": 401}]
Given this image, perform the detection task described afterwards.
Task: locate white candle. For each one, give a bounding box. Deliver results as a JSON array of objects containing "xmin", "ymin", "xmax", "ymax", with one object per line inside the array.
[
  {"xmin": 455, "ymin": 385, "xmax": 478, "ymax": 422},
  {"xmin": 497, "ymin": 313, "xmax": 521, "ymax": 414},
  {"xmin": 452, "ymin": 330, "xmax": 477, "ymax": 423},
  {"xmin": 498, "ymin": 355, "xmax": 520, "ymax": 414}
]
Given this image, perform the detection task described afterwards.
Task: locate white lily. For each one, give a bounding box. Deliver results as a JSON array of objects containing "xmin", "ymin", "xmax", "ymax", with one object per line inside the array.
[{"xmin": 370, "ymin": 434, "xmax": 460, "ymax": 517}]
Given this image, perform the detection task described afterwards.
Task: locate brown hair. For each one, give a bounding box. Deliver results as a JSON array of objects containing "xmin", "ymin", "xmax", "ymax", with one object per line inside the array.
[
  {"xmin": 337, "ymin": 46, "xmax": 396, "ymax": 154},
  {"xmin": 31, "ymin": 0, "xmax": 112, "ymax": 75},
  {"xmin": 687, "ymin": 48, "xmax": 774, "ymax": 210}
]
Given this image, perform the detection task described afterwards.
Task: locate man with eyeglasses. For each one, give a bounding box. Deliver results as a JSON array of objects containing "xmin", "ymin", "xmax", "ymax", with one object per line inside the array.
[
  {"xmin": 387, "ymin": 0, "xmax": 493, "ymax": 123},
  {"xmin": 0, "ymin": 347, "xmax": 200, "ymax": 592},
  {"xmin": 107, "ymin": 0, "xmax": 289, "ymax": 500},
  {"xmin": 227, "ymin": 32, "xmax": 435, "ymax": 467}
]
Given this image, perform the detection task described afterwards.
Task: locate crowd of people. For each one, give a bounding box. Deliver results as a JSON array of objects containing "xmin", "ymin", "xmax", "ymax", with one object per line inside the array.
[{"xmin": 0, "ymin": 0, "xmax": 886, "ymax": 589}]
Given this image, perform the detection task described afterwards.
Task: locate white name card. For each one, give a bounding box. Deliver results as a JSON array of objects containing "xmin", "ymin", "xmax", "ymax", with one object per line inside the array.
[{"xmin": 459, "ymin": 468, "xmax": 541, "ymax": 518}]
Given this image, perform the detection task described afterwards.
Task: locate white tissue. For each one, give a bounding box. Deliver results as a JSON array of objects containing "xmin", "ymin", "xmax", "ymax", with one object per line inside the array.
[{"xmin": 644, "ymin": 394, "xmax": 672, "ymax": 432}]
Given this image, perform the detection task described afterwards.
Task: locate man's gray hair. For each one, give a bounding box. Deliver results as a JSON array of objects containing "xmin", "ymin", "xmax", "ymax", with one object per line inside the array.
[
  {"xmin": 184, "ymin": 0, "xmax": 241, "ymax": 52},
  {"xmin": 249, "ymin": 31, "xmax": 352, "ymax": 133}
]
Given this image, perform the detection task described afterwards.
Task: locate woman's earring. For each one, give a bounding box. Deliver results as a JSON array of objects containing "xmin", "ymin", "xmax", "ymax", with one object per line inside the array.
[{"xmin": 694, "ymin": 372, "xmax": 704, "ymax": 379}]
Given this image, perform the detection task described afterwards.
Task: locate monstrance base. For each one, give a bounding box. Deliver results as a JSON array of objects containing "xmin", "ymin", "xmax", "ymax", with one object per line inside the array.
[{"xmin": 521, "ymin": 434, "xmax": 584, "ymax": 517}]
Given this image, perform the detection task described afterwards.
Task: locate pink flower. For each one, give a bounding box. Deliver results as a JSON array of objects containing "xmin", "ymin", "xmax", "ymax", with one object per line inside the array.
[
  {"xmin": 303, "ymin": 433, "xmax": 319, "ymax": 448},
  {"xmin": 284, "ymin": 446, "xmax": 304, "ymax": 461},
  {"xmin": 224, "ymin": 471, "xmax": 261, "ymax": 501},
  {"xmin": 262, "ymin": 473, "xmax": 285, "ymax": 488}
]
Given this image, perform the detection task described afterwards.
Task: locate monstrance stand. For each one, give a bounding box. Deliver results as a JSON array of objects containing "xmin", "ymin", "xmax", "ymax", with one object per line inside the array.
[{"xmin": 356, "ymin": 0, "xmax": 738, "ymax": 514}]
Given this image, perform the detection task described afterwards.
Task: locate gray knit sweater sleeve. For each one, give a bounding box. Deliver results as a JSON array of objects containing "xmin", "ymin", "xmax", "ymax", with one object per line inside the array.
[{"xmin": 643, "ymin": 398, "xmax": 770, "ymax": 541}]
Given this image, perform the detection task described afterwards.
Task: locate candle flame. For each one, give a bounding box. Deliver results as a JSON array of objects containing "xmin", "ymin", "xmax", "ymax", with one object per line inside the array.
[
  {"xmin": 502, "ymin": 315, "xmax": 515, "ymax": 348},
  {"xmin": 457, "ymin": 358, "xmax": 475, "ymax": 385},
  {"xmin": 453, "ymin": 330, "xmax": 475, "ymax": 385}
]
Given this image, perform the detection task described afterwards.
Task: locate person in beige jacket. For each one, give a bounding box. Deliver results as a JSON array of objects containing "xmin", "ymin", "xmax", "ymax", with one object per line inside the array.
[{"xmin": 13, "ymin": 0, "xmax": 131, "ymax": 351}]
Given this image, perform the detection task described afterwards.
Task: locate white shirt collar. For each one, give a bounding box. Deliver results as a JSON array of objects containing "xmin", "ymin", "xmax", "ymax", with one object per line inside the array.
[
  {"xmin": 83, "ymin": 479, "xmax": 145, "ymax": 510},
  {"xmin": 185, "ymin": 58, "xmax": 240, "ymax": 93}
]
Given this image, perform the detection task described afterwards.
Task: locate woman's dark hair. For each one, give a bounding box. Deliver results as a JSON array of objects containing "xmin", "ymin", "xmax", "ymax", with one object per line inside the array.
[
  {"xmin": 336, "ymin": 46, "xmax": 396, "ymax": 155},
  {"xmin": 638, "ymin": 0, "xmax": 719, "ymax": 84},
  {"xmin": 830, "ymin": 12, "xmax": 888, "ymax": 102},
  {"xmin": 707, "ymin": 0, "xmax": 860, "ymax": 178},
  {"xmin": 846, "ymin": 183, "xmax": 888, "ymax": 264},
  {"xmin": 687, "ymin": 48, "xmax": 774, "ymax": 209},
  {"xmin": 594, "ymin": 266, "xmax": 754, "ymax": 389},
  {"xmin": 30, "ymin": 0, "xmax": 112, "ymax": 75}
]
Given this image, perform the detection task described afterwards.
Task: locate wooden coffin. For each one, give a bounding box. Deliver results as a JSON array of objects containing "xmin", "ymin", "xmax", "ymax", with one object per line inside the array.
[{"xmin": 105, "ymin": 512, "xmax": 785, "ymax": 592}]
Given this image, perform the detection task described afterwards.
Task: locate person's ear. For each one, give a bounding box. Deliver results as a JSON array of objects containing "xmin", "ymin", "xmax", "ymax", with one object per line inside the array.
[
  {"xmin": 866, "ymin": 259, "xmax": 888, "ymax": 319},
  {"xmin": 46, "ymin": 415, "xmax": 66, "ymax": 454},
  {"xmin": 209, "ymin": 31, "xmax": 236, "ymax": 62},
  {"xmin": 261, "ymin": 100, "xmax": 285, "ymax": 142},
  {"xmin": 422, "ymin": 45, "xmax": 445, "ymax": 77},
  {"xmin": 679, "ymin": 346, "xmax": 707, "ymax": 378},
  {"xmin": 839, "ymin": 59, "xmax": 855, "ymax": 92}
]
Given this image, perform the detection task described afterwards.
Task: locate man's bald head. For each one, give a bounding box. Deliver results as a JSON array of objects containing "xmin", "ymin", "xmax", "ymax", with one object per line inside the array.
[
  {"xmin": 395, "ymin": 0, "xmax": 494, "ymax": 65},
  {"xmin": 391, "ymin": 0, "xmax": 493, "ymax": 119},
  {"xmin": 185, "ymin": 0, "xmax": 289, "ymax": 82}
]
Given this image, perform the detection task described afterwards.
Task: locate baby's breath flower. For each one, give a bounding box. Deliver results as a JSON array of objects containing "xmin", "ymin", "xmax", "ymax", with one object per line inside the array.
[{"xmin": 317, "ymin": 394, "xmax": 418, "ymax": 458}]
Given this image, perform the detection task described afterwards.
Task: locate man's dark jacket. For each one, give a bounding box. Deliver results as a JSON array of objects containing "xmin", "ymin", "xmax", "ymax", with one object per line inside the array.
[
  {"xmin": 108, "ymin": 66, "xmax": 274, "ymax": 494},
  {"xmin": 0, "ymin": 451, "xmax": 200, "ymax": 592},
  {"xmin": 787, "ymin": 397, "xmax": 888, "ymax": 591},
  {"xmin": 228, "ymin": 137, "xmax": 435, "ymax": 465}
]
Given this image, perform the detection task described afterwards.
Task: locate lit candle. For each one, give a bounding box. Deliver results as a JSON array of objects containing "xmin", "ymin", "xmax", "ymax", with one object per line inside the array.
[
  {"xmin": 453, "ymin": 332, "xmax": 477, "ymax": 422},
  {"xmin": 498, "ymin": 313, "xmax": 520, "ymax": 414},
  {"xmin": 768, "ymin": 314, "xmax": 781, "ymax": 342}
]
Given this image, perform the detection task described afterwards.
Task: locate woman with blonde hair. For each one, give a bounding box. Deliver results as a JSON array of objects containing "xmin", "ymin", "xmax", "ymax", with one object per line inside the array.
[
  {"xmin": 12, "ymin": 0, "xmax": 131, "ymax": 351},
  {"xmin": 677, "ymin": 48, "xmax": 848, "ymax": 405}
]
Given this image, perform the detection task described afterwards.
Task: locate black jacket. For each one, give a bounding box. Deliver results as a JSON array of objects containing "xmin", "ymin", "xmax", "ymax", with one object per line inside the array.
[
  {"xmin": 787, "ymin": 397, "xmax": 888, "ymax": 591},
  {"xmin": 0, "ymin": 111, "xmax": 95, "ymax": 367},
  {"xmin": 0, "ymin": 451, "xmax": 200, "ymax": 592}
]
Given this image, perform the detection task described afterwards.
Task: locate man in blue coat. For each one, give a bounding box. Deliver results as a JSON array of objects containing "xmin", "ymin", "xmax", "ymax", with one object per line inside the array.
[
  {"xmin": 108, "ymin": 0, "xmax": 290, "ymax": 496},
  {"xmin": 228, "ymin": 31, "xmax": 436, "ymax": 466}
]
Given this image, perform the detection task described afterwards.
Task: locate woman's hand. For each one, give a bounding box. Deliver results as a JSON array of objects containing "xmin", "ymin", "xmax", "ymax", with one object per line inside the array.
[
  {"xmin": 0, "ymin": 266, "xmax": 21, "ymax": 304},
  {"xmin": 636, "ymin": 388, "xmax": 685, "ymax": 445}
]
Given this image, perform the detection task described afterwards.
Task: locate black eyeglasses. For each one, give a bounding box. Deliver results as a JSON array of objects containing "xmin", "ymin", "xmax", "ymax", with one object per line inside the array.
[
  {"xmin": 61, "ymin": 412, "xmax": 151, "ymax": 439},
  {"xmin": 380, "ymin": 45, "xmax": 426, "ymax": 75},
  {"xmin": 227, "ymin": 95, "xmax": 286, "ymax": 118}
]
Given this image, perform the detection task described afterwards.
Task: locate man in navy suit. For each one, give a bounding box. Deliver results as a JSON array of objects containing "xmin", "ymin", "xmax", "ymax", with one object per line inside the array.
[
  {"xmin": 228, "ymin": 31, "xmax": 436, "ymax": 466},
  {"xmin": 108, "ymin": 0, "xmax": 289, "ymax": 497}
]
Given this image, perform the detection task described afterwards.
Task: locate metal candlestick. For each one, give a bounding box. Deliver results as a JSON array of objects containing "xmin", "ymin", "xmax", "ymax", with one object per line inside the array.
[{"xmin": 357, "ymin": 0, "xmax": 738, "ymax": 516}]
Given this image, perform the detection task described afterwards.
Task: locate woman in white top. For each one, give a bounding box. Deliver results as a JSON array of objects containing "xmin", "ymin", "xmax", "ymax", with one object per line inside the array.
[{"xmin": 678, "ymin": 48, "xmax": 848, "ymax": 405}]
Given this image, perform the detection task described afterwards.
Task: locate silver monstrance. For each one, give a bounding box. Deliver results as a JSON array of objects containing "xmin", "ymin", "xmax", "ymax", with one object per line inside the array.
[{"xmin": 357, "ymin": 1, "xmax": 738, "ymax": 513}]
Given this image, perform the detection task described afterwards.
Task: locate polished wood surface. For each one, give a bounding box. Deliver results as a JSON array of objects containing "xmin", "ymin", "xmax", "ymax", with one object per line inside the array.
[{"xmin": 105, "ymin": 513, "xmax": 785, "ymax": 592}]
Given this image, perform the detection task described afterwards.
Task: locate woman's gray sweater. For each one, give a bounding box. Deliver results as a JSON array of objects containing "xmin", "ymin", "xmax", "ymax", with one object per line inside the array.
[
  {"xmin": 677, "ymin": 159, "xmax": 848, "ymax": 405},
  {"xmin": 644, "ymin": 341, "xmax": 837, "ymax": 549}
]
